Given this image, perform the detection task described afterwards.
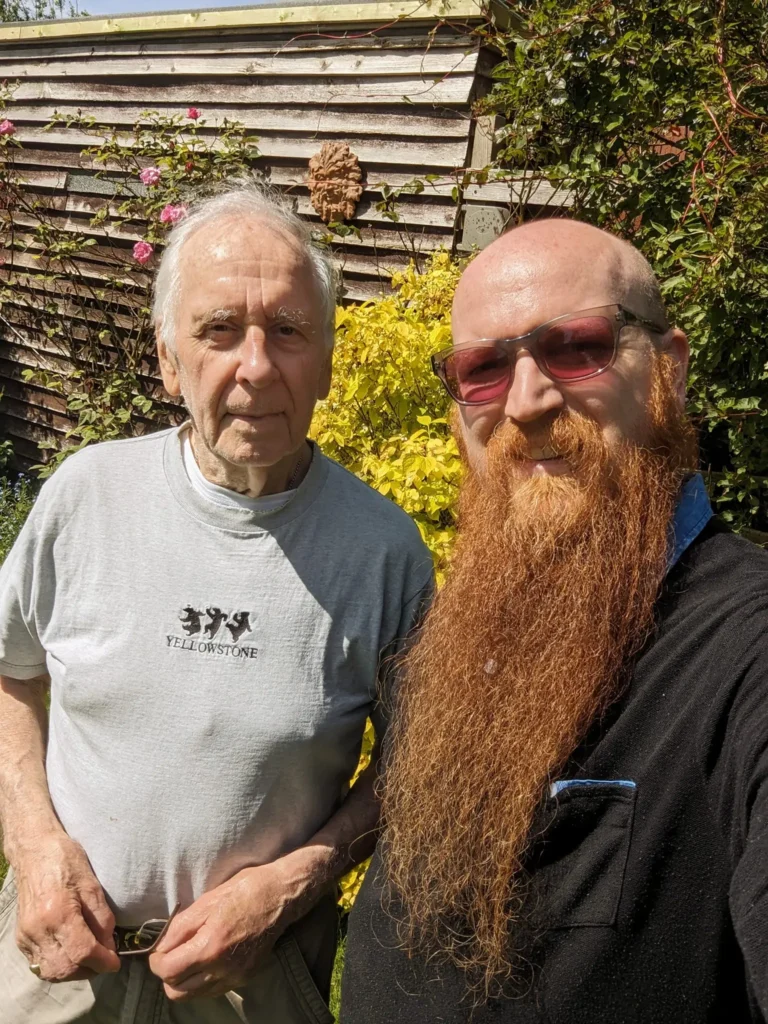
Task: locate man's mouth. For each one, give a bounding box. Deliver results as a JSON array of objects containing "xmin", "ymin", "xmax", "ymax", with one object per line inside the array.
[
  {"xmin": 227, "ymin": 411, "xmax": 282, "ymax": 420},
  {"xmin": 526, "ymin": 446, "xmax": 564, "ymax": 462}
]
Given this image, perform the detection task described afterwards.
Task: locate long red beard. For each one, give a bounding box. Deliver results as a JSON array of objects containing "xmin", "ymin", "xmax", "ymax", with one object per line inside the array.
[{"xmin": 380, "ymin": 354, "xmax": 697, "ymax": 997}]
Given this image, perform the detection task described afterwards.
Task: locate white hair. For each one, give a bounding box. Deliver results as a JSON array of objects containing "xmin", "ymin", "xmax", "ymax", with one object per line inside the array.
[{"xmin": 152, "ymin": 180, "xmax": 337, "ymax": 351}]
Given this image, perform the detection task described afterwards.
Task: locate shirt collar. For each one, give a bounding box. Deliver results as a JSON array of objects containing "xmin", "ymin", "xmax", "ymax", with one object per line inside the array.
[{"xmin": 669, "ymin": 472, "xmax": 713, "ymax": 570}]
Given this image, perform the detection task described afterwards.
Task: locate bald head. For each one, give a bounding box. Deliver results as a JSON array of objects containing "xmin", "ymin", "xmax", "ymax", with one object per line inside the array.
[{"xmin": 453, "ymin": 219, "xmax": 667, "ymax": 345}]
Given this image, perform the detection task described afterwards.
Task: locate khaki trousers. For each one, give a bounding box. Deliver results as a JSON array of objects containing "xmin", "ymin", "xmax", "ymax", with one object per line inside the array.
[{"xmin": 0, "ymin": 871, "xmax": 336, "ymax": 1024}]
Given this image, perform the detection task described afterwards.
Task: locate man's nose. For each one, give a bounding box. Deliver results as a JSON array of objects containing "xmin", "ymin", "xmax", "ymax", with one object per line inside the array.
[
  {"xmin": 502, "ymin": 349, "xmax": 565, "ymax": 423},
  {"xmin": 235, "ymin": 329, "xmax": 279, "ymax": 388}
]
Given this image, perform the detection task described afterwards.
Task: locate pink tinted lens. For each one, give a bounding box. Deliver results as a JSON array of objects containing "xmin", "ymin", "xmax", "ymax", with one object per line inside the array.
[
  {"xmin": 539, "ymin": 317, "xmax": 615, "ymax": 380},
  {"xmin": 445, "ymin": 346, "xmax": 510, "ymax": 403}
]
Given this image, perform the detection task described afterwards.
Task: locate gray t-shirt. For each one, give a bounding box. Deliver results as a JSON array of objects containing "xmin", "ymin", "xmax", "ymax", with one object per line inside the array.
[{"xmin": 0, "ymin": 427, "xmax": 433, "ymax": 925}]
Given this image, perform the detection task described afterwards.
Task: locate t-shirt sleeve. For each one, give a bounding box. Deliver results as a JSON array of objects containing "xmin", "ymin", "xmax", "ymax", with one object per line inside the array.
[
  {"xmin": 0, "ymin": 495, "xmax": 50, "ymax": 679},
  {"xmin": 371, "ymin": 566, "xmax": 435, "ymax": 743}
]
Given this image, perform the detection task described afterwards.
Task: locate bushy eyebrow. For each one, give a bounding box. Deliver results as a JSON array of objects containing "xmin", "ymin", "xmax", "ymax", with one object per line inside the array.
[
  {"xmin": 274, "ymin": 305, "xmax": 312, "ymax": 331},
  {"xmin": 191, "ymin": 308, "xmax": 238, "ymax": 329},
  {"xmin": 190, "ymin": 305, "xmax": 314, "ymax": 333}
]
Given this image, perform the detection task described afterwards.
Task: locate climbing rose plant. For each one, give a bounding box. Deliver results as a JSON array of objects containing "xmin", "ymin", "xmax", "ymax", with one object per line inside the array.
[{"xmin": 0, "ymin": 100, "xmax": 260, "ymax": 474}]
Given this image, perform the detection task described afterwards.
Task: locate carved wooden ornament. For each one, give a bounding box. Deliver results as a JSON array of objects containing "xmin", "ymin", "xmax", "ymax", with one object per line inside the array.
[{"xmin": 307, "ymin": 142, "xmax": 363, "ymax": 223}]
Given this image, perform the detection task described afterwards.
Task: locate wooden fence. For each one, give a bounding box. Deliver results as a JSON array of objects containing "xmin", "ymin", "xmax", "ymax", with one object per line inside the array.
[{"xmin": 0, "ymin": 0, "xmax": 564, "ymax": 467}]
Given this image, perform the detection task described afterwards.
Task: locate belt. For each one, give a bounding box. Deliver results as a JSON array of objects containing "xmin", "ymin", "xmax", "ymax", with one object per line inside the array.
[{"xmin": 113, "ymin": 903, "xmax": 180, "ymax": 956}]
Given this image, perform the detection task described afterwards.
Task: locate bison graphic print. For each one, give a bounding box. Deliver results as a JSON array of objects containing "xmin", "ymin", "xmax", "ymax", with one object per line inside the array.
[{"xmin": 168, "ymin": 605, "xmax": 258, "ymax": 660}]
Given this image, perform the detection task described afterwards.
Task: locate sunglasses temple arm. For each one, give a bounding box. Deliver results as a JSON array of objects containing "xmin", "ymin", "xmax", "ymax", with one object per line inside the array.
[
  {"xmin": 116, "ymin": 901, "xmax": 182, "ymax": 956},
  {"xmin": 153, "ymin": 902, "xmax": 182, "ymax": 949}
]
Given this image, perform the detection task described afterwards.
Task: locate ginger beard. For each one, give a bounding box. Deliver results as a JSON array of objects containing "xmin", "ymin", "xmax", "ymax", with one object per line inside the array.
[{"xmin": 381, "ymin": 352, "xmax": 698, "ymax": 996}]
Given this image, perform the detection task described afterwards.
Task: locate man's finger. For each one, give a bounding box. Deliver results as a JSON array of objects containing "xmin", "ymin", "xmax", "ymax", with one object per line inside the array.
[
  {"xmin": 18, "ymin": 933, "xmax": 95, "ymax": 983},
  {"xmin": 163, "ymin": 970, "xmax": 219, "ymax": 1001},
  {"xmin": 153, "ymin": 905, "xmax": 205, "ymax": 954},
  {"xmin": 151, "ymin": 929, "xmax": 215, "ymax": 985},
  {"xmin": 56, "ymin": 914, "xmax": 121, "ymax": 974},
  {"xmin": 80, "ymin": 897, "xmax": 117, "ymax": 953}
]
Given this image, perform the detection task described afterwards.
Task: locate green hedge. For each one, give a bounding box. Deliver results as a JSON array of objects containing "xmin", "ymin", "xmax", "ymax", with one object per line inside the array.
[{"xmin": 484, "ymin": 0, "xmax": 768, "ymax": 530}]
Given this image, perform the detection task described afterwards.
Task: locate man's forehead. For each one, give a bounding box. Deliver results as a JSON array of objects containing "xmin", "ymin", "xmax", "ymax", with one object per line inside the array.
[
  {"xmin": 452, "ymin": 249, "xmax": 620, "ymax": 342},
  {"xmin": 179, "ymin": 216, "xmax": 307, "ymax": 273},
  {"xmin": 178, "ymin": 220, "xmax": 319, "ymax": 309}
]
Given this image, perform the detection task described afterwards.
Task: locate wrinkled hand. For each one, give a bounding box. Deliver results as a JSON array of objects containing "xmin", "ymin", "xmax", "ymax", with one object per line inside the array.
[
  {"xmin": 149, "ymin": 864, "xmax": 291, "ymax": 1001},
  {"xmin": 14, "ymin": 832, "xmax": 120, "ymax": 982}
]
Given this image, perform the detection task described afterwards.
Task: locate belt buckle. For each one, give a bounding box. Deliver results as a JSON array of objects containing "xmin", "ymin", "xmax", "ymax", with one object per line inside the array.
[{"xmin": 115, "ymin": 902, "xmax": 181, "ymax": 956}]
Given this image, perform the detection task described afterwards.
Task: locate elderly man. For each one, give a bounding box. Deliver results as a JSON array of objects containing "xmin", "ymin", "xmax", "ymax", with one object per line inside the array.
[
  {"xmin": 342, "ymin": 219, "xmax": 768, "ymax": 1022},
  {"xmin": 0, "ymin": 184, "xmax": 432, "ymax": 1024}
]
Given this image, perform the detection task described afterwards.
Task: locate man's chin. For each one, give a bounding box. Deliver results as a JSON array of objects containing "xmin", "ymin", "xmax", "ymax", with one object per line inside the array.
[
  {"xmin": 224, "ymin": 412, "xmax": 284, "ymax": 432},
  {"xmin": 214, "ymin": 420, "xmax": 290, "ymax": 464}
]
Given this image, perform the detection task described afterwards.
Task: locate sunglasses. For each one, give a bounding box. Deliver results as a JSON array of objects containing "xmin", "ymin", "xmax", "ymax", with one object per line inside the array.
[
  {"xmin": 115, "ymin": 902, "xmax": 181, "ymax": 956},
  {"xmin": 431, "ymin": 305, "xmax": 666, "ymax": 406}
]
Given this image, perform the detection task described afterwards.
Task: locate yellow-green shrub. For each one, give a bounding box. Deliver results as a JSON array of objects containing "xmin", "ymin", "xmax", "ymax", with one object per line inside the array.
[{"xmin": 311, "ymin": 251, "xmax": 465, "ymax": 571}]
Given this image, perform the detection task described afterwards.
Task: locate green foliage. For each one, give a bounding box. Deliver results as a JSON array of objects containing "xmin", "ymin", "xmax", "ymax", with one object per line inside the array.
[
  {"xmin": 480, "ymin": 0, "xmax": 768, "ymax": 528},
  {"xmin": 0, "ymin": 0, "xmax": 83, "ymax": 21},
  {"xmin": 329, "ymin": 935, "xmax": 346, "ymax": 1021},
  {"xmin": 21, "ymin": 368, "xmax": 161, "ymax": 477},
  {"xmin": 0, "ymin": 475, "xmax": 35, "ymax": 566},
  {"xmin": 0, "ymin": 103, "xmax": 259, "ymax": 472},
  {"xmin": 311, "ymin": 252, "xmax": 465, "ymax": 570}
]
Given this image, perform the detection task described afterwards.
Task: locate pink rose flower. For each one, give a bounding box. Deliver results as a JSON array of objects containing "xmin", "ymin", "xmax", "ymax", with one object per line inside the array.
[
  {"xmin": 159, "ymin": 203, "xmax": 188, "ymax": 225},
  {"xmin": 0, "ymin": 119, "xmax": 16, "ymax": 136},
  {"xmin": 139, "ymin": 167, "xmax": 161, "ymax": 186},
  {"xmin": 186, "ymin": 107, "xmax": 200, "ymax": 120},
  {"xmin": 132, "ymin": 240, "xmax": 154, "ymax": 265}
]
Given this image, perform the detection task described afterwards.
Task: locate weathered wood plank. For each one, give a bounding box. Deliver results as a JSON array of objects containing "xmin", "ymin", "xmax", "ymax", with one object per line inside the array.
[
  {"xmin": 0, "ymin": 350, "xmax": 176, "ymax": 418},
  {"xmin": 2, "ymin": 395, "xmax": 71, "ymax": 433},
  {"xmin": 0, "ymin": 388, "xmax": 165, "ymax": 450},
  {"xmin": 0, "ymin": 28, "xmax": 475, "ymax": 62},
  {"xmin": 4, "ymin": 146, "xmax": 95, "ymax": 173},
  {"xmin": 13, "ymin": 161, "xmax": 570, "ymax": 210},
  {"xmin": 8, "ymin": 74, "xmax": 475, "ymax": 107},
  {"xmin": 7, "ymin": 205, "xmax": 452, "ymax": 255},
  {"xmin": 11, "ymin": 127, "xmax": 470, "ymax": 170},
  {"xmin": 0, "ymin": 358, "xmax": 67, "ymax": 393},
  {"xmin": 3, "ymin": 226, "xmax": 139, "ymax": 272},
  {"xmin": 4, "ymin": 227, "xmax": 414, "ymax": 285},
  {"xmin": 464, "ymin": 179, "xmax": 574, "ymax": 208},
  {"xmin": 21, "ymin": 187, "xmax": 459, "ymax": 230},
  {"xmin": 0, "ymin": 405, "xmax": 67, "ymax": 441},
  {"xmin": 4, "ymin": 102, "xmax": 471, "ymax": 139},
  {"xmin": 0, "ymin": 273, "xmax": 138, "ymax": 330},
  {"xmin": 0, "ymin": 373, "xmax": 69, "ymax": 417},
  {"xmin": 0, "ymin": 256, "xmax": 404, "ymax": 342},
  {"xmin": 15, "ymin": 163, "xmax": 445, "ymax": 204},
  {"xmin": 0, "ymin": 332, "xmax": 167, "ymax": 392},
  {"xmin": 340, "ymin": 277, "xmax": 392, "ymax": 302},
  {"xmin": 0, "ymin": 47, "xmax": 479, "ymax": 79},
  {"xmin": 0, "ymin": 421, "xmax": 44, "ymax": 465},
  {"xmin": 0, "ymin": 0, "xmax": 490, "ymax": 44},
  {"xmin": 0, "ymin": 247, "xmax": 150, "ymax": 297},
  {"xmin": 0, "ymin": 333, "xmax": 74, "ymax": 371}
]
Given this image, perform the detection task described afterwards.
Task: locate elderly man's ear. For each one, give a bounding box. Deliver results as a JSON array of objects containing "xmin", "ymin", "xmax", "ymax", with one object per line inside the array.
[
  {"xmin": 157, "ymin": 330, "xmax": 182, "ymax": 399},
  {"xmin": 663, "ymin": 327, "xmax": 689, "ymax": 407}
]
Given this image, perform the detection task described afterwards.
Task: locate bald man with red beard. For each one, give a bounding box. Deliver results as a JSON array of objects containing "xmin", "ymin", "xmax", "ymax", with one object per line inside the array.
[{"xmin": 340, "ymin": 219, "xmax": 768, "ymax": 1023}]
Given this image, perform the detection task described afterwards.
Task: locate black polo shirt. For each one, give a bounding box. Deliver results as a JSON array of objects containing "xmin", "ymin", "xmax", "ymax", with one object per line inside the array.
[{"xmin": 341, "ymin": 520, "xmax": 768, "ymax": 1023}]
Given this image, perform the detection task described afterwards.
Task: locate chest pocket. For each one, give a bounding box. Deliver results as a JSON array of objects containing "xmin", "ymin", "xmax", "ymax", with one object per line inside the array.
[{"xmin": 528, "ymin": 781, "xmax": 637, "ymax": 930}]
